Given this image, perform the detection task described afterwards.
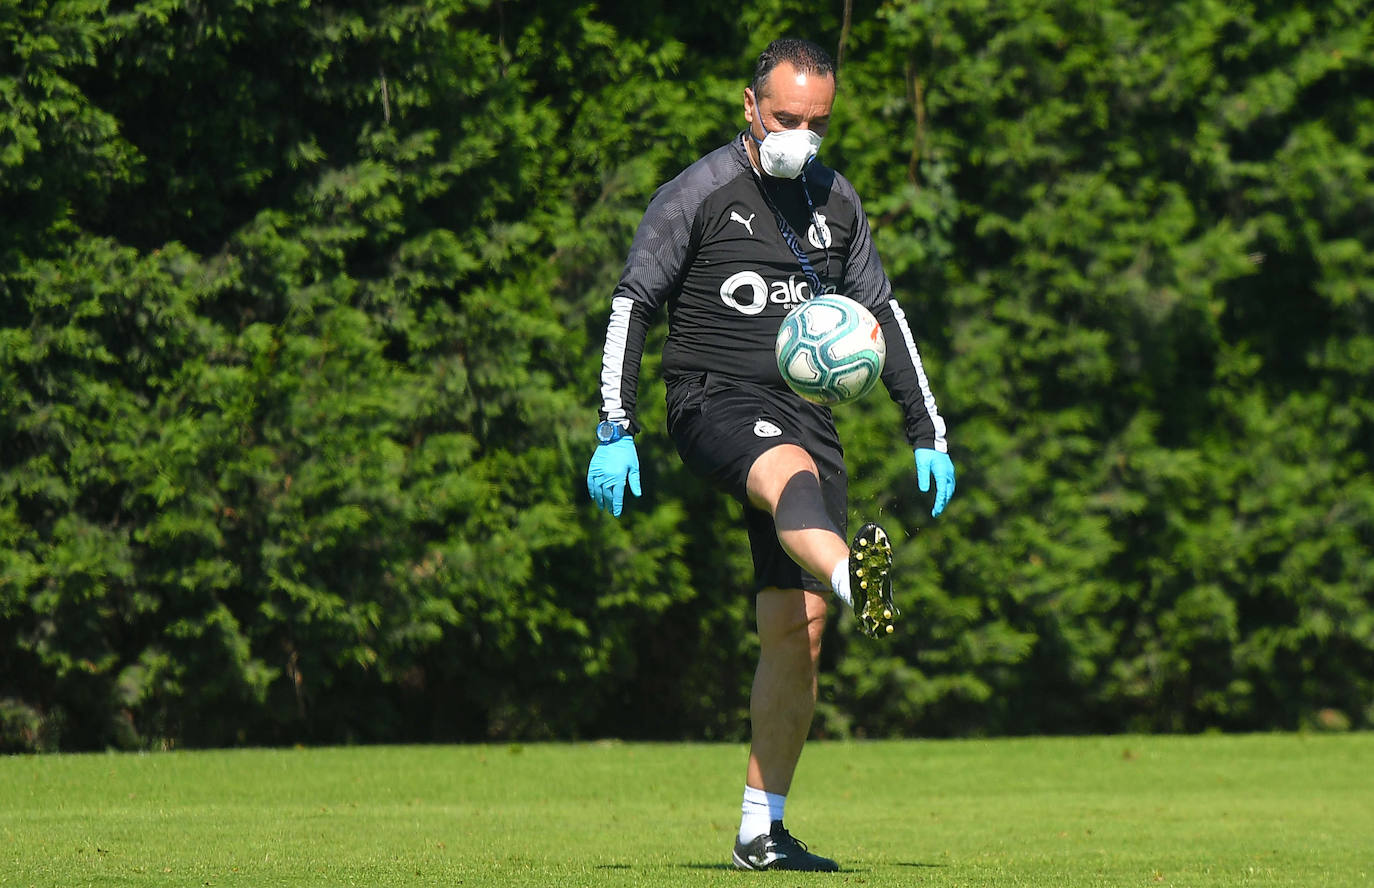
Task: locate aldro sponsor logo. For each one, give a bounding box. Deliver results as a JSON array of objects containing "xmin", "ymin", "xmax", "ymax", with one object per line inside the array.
[{"xmin": 719, "ymin": 272, "xmax": 816, "ymax": 316}]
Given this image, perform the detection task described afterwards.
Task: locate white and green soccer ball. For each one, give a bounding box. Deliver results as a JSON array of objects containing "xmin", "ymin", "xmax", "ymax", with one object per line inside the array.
[{"xmin": 775, "ymin": 294, "xmax": 886, "ymax": 406}]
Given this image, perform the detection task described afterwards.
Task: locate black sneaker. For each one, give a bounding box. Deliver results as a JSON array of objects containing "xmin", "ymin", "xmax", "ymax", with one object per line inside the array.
[
  {"xmin": 732, "ymin": 821, "xmax": 840, "ymax": 872},
  {"xmin": 850, "ymin": 522, "xmax": 897, "ymax": 638}
]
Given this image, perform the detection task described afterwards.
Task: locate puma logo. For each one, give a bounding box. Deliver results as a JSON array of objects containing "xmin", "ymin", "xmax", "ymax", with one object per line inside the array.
[{"xmin": 730, "ymin": 210, "xmax": 756, "ymax": 235}]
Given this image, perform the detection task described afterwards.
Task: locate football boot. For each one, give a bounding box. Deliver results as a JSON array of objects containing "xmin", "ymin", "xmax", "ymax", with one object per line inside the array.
[
  {"xmin": 732, "ymin": 821, "xmax": 840, "ymax": 872},
  {"xmin": 850, "ymin": 522, "xmax": 897, "ymax": 638}
]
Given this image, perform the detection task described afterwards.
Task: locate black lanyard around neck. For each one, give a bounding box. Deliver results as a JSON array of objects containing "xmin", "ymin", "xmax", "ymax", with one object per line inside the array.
[{"xmin": 753, "ymin": 165, "xmax": 829, "ymax": 296}]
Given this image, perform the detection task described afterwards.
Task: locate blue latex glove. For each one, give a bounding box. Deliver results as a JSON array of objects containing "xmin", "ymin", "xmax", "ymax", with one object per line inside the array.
[
  {"xmin": 587, "ymin": 438, "xmax": 642, "ymax": 517},
  {"xmin": 914, "ymin": 448, "xmax": 956, "ymax": 517}
]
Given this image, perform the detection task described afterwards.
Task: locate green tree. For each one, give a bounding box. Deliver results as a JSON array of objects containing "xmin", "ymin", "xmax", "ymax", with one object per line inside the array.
[{"xmin": 2, "ymin": 0, "xmax": 1370, "ymax": 750}]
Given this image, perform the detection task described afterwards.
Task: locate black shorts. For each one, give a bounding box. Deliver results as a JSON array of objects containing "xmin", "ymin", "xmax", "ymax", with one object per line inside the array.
[{"xmin": 665, "ymin": 372, "xmax": 848, "ymax": 593}]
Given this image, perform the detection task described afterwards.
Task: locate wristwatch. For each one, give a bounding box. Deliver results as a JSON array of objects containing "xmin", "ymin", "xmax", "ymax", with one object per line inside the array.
[{"xmin": 596, "ymin": 420, "xmax": 629, "ymax": 444}]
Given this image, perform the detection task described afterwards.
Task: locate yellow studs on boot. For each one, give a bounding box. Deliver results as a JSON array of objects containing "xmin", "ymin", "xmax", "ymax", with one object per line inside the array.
[{"xmin": 848, "ymin": 522, "xmax": 897, "ymax": 640}]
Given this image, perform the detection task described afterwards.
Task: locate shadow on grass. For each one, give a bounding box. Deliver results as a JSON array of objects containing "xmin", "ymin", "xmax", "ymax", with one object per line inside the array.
[{"xmin": 673, "ymin": 862, "xmax": 947, "ymax": 871}]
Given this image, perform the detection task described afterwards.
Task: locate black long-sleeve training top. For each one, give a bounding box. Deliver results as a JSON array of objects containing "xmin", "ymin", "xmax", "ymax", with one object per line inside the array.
[{"xmin": 597, "ymin": 134, "xmax": 949, "ymax": 452}]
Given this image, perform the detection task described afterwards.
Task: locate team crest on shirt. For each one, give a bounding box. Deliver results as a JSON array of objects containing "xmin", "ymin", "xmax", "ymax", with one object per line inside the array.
[
  {"xmin": 753, "ymin": 420, "xmax": 783, "ymax": 438},
  {"xmin": 807, "ymin": 213, "xmax": 832, "ymax": 249}
]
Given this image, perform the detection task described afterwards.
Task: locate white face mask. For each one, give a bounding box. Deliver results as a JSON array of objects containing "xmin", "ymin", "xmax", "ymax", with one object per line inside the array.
[{"xmin": 749, "ymin": 99, "xmax": 823, "ymax": 179}]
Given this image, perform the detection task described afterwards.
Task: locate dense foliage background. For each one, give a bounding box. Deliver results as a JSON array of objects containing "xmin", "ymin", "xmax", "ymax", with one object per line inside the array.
[{"xmin": 2, "ymin": 0, "xmax": 1371, "ymax": 751}]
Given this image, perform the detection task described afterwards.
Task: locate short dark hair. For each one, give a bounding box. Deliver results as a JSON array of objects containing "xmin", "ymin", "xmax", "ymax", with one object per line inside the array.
[{"xmin": 751, "ymin": 38, "xmax": 836, "ymax": 98}]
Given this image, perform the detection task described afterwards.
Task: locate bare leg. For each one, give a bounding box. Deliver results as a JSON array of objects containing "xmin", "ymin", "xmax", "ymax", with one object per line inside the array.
[
  {"xmin": 746, "ymin": 587, "xmax": 828, "ymax": 793},
  {"xmin": 740, "ymin": 443, "xmax": 848, "ymax": 793},
  {"xmin": 746, "ymin": 444, "xmax": 849, "ymax": 593}
]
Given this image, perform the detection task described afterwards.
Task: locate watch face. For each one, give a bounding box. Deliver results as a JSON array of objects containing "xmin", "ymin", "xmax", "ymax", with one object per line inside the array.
[{"xmin": 597, "ymin": 421, "xmax": 617, "ymax": 443}]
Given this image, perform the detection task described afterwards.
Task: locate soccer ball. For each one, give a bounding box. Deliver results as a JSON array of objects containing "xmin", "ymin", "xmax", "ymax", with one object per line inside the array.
[{"xmin": 775, "ymin": 295, "xmax": 886, "ymax": 406}]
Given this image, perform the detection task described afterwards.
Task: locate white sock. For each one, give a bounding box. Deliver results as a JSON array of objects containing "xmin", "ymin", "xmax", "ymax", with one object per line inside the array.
[
  {"xmin": 830, "ymin": 558, "xmax": 852, "ymax": 607},
  {"xmin": 739, "ymin": 785, "xmax": 786, "ymax": 843}
]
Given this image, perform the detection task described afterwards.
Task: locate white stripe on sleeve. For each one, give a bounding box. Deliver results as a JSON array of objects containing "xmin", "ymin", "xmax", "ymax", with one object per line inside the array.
[
  {"xmin": 888, "ymin": 298, "xmax": 948, "ymax": 453},
  {"xmin": 599, "ymin": 296, "xmax": 636, "ymax": 425}
]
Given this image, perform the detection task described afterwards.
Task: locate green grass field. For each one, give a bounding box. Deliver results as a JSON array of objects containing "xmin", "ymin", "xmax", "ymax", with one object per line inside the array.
[{"xmin": 2, "ymin": 734, "xmax": 1370, "ymax": 887}]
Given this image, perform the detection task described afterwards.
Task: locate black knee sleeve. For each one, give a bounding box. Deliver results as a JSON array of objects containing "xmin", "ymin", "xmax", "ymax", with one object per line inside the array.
[{"xmin": 773, "ymin": 470, "xmax": 841, "ymax": 535}]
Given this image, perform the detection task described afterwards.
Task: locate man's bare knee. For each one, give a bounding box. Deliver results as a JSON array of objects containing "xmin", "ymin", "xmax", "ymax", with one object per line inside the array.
[{"xmin": 757, "ymin": 590, "xmax": 828, "ymax": 660}]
